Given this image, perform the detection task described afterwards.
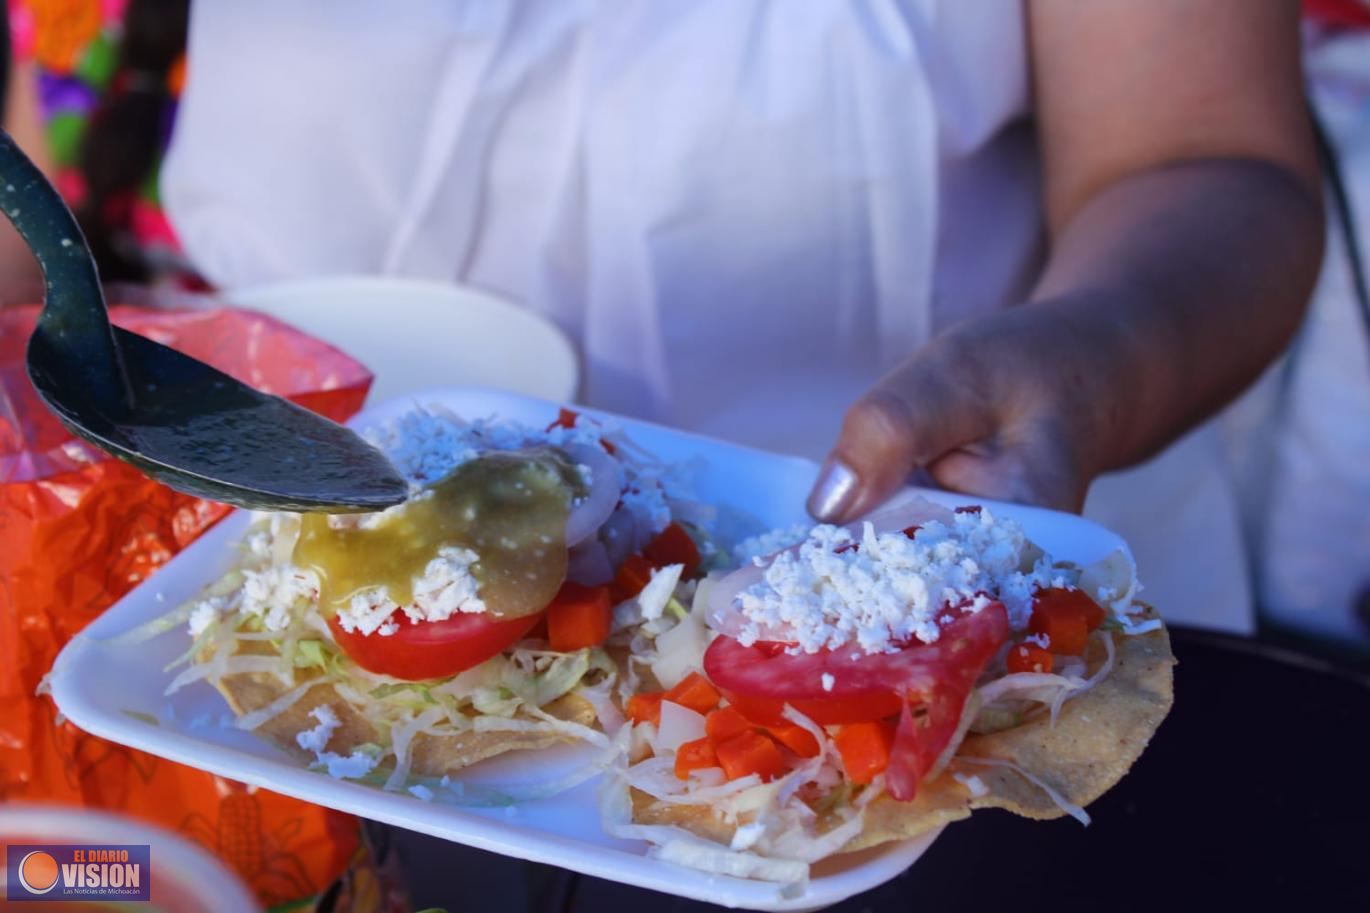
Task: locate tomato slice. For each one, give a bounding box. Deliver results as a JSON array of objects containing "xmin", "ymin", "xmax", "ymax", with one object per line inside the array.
[
  {"xmin": 704, "ymin": 604, "xmax": 1008, "ymax": 703},
  {"xmin": 328, "ymin": 611, "xmax": 543, "ymax": 681},
  {"xmin": 703, "ymin": 604, "xmax": 1009, "ymax": 800},
  {"xmin": 722, "ymin": 690, "xmax": 906, "ymax": 726}
]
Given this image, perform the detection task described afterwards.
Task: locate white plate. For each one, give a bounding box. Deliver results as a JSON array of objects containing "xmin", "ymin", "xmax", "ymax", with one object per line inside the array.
[
  {"xmin": 221, "ymin": 276, "xmax": 580, "ymax": 404},
  {"xmin": 48, "ymin": 387, "xmax": 1133, "ymax": 911}
]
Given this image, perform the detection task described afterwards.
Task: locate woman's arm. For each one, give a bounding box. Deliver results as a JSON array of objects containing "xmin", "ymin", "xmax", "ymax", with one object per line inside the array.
[{"xmin": 808, "ymin": 0, "xmax": 1324, "ymax": 520}]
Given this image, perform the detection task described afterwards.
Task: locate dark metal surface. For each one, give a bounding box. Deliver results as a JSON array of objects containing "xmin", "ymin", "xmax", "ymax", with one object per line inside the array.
[{"xmin": 0, "ymin": 128, "xmax": 407, "ymax": 512}]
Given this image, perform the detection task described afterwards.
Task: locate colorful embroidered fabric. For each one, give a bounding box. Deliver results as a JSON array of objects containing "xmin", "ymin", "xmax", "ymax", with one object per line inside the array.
[{"xmin": 7, "ymin": 0, "xmax": 184, "ymax": 268}]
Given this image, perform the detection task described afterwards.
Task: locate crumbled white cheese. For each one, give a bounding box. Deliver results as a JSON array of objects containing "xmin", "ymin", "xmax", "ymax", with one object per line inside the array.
[
  {"xmin": 729, "ymin": 821, "xmax": 767, "ymax": 851},
  {"xmin": 1119, "ymin": 616, "xmax": 1164, "ymax": 636},
  {"xmin": 295, "ymin": 706, "xmax": 378, "ymax": 779},
  {"xmin": 240, "ymin": 566, "xmax": 316, "ymax": 633},
  {"xmin": 318, "ymin": 750, "xmax": 379, "ymax": 780},
  {"xmin": 408, "ymin": 784, "xmax": 435, "ymax": 801},
  {"xmin": 820, "ymin": 673, "xmax": 835, "ymax": 692},
  {"xmin": 334, "ymin": 546, "xmax": 486, "ymax": 636},
  {"xmin": 364, "ymin": 405, "xmax": 605, "ymax": 487},
  {"xmin": 621, "ymin": 484, "xmax": 671, "ymax": 536},
  {"xmin": 1024, "ymin": 632, "xmax": 1050, "ymax": 649},
  {"xmin": 188, "ymin": 602, "xmax": 219, "ymax": 638},
  {"xmin": 733, "ymin": 524, "xmax": 812, "ymax": 565},
  {"xmin": 734, "ymin": 509, "xmax": 1055, "ymax": 655},
  {"xmin": 296, "ymin": 705, "xmax": 339, "ymax": 754},
  {"xmin": 953, "ymin": 772, "xmax": 989, "ymax": 797}
]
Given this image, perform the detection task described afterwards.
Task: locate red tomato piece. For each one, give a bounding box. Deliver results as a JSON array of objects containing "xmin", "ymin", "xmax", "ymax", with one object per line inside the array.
[
  {"xmin": 545, "ymin": 407, "xmax": 580, "ymax": 432},
  {"xmin": 328, "ymin": 611, "xmax": 543, "ymax": 681},
  {"xmin": 642, "ymin": 523, "xmax": 702, "ymax": 578},
  {"xmin": 704, "ymin": 604, "xmax": 1008, "ymax": 703},
  {"xmin": 1029, "ymin": 587, "xmax": 1104, "ymax": 657},
  {"xmin": 1031, "ymin": 587, "xmax": 1106, "ymax": 632},
  {"xmin": 610, "ymin": 554, "xmax": 655, "ymax": 604},
  {"xmin": 722, "ymin": 690, "xmax": 906, "ymax": 727},
  {"xmin": 1007, "ymin": 643, "xmax": 1054, "ymax": 674}
]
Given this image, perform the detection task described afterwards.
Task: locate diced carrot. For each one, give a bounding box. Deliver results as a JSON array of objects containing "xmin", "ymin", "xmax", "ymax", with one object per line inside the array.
[
  {"xmin": 610, "ymin": 554, "xmax": 655, "ymax": 604},
  {"xmin": 706, "ymin": 706, "xmax": 754, "ymax": 744},
  {"xmin": 834, "ymin": 720, "xmax": 896, "ymax": 785},
  {"xmin": 763, "ymin": 720, "xmax": 821, "ymax": 759},
  {"xmin": 1007, "ymin": 643, "xmax": 1054, "ymax": 674},
  {"xmin": 664, "ymin": 671, "xmax": 721, "ymax": 715},
  {"xmin": 643, "ymin": 522, "xmax": 703, "ymax": 578},
  {"xmin": 626, "ymin": 692, "xmax": 664, "ymax": 726},
  {"xmin": 546, "ymin": 582, "xmax": 613, "ymax": 653},
  {"xmin": 714, "ymin": 730, "xmax": 786, "ymax": 782},
  {"xmin": 674, "ymin": 737, "xmax": 719, "ymax": 779}
]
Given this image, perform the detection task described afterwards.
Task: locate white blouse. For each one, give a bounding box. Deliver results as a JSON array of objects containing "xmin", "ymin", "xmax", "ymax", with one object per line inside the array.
[{"xmin": 163, "ymin": 0, "xmax": 1252, "ymax": 631}]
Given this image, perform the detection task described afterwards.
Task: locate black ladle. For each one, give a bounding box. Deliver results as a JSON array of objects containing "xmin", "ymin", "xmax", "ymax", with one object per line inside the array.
[{"xmin": 0, "ymin": 129, "xmax": 408, "ymax": 512}]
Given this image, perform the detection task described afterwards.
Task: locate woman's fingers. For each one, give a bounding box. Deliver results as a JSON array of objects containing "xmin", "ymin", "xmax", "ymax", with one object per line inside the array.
[
  {"xmin": 807, "ymin": 349, "xmax": 996, "ymax": 522},
  {"xmin": 926, "ymin": 422, "xmax": 1086, "ymax": 513}
]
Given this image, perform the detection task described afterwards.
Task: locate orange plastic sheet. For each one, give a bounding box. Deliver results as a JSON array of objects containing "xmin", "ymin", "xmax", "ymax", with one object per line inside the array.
[{"xmin": 0, "ymin": 303, "xmax": 373, "ymax": 909}]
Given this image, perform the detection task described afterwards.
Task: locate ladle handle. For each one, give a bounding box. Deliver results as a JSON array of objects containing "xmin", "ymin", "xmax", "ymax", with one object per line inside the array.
[{"xmin": 0, "ymin": 128, "xmax": 130, "ymax": 407}]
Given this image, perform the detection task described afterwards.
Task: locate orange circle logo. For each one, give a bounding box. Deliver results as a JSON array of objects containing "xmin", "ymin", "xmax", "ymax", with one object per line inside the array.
[{"xmin": 18, "ymin": 851, "xmax": 59, "ymax": 894}]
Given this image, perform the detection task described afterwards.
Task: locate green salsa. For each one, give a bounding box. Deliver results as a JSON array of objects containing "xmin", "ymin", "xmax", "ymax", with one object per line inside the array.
[{"xmin": 294, "ymin": 448, "xmax": 582, "ymax": 619}]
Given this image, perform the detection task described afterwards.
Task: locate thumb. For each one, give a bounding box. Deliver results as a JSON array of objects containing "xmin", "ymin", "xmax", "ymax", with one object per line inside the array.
[{"xmin": 806, "ymin": 359, "xmax": 995, "ymax": 522}]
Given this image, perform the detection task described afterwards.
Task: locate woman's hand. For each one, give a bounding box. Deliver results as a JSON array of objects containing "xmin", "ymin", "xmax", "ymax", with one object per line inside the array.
[
  {"xmin": 807, "ymin": 305, "xmax": 1107, "ymax": 522},
  {"xmin": 811, "ymin": 0, "xmax": 1325, "ymax": 524}
]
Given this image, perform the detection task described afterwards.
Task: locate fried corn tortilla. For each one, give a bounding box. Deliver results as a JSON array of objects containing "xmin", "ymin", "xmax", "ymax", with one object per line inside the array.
[
  {"xmin": 634, "ymin": 613, "xmax": 1175, "ymax": 852},
  {"xmin": 211, "ymin": 642, "xmax": 598, "ymax": 776}
]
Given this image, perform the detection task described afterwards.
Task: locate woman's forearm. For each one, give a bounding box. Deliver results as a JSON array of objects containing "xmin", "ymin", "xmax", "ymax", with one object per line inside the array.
[{"xmin": 1023, "ymin": 158, "xmax": 1324, "ymax": 477}]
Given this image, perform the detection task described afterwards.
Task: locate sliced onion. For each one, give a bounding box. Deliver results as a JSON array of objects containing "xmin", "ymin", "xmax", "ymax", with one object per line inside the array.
[
  {"xmin": 598, "ymin": 503, "xmax": 641, "ymax": 570},
  {"xmin": 859, "ymin": 495, "xmax": 956, "ymax": 532},
  {"xmin": 562, "ymin": 443, "xmax": 622, "ymax": 547},
  {"xmin": 657, "ymin": 700, "xmax": 707, "ymax": 751},
  {"xmin": 567, "ymin": 537, "xmax": 614, "ymax": 586}
]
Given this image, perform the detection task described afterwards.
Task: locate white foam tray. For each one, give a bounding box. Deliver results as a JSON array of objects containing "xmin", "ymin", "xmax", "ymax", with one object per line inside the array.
[{"xmin": 48, "ymin": 387, "xmax": 1132, "ymax": 910}]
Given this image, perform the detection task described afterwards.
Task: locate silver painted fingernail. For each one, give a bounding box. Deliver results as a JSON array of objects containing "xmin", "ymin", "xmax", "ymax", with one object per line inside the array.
[{"xmin": 807, "ymin": 458, "xmax": 860, "ymax": 522}]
